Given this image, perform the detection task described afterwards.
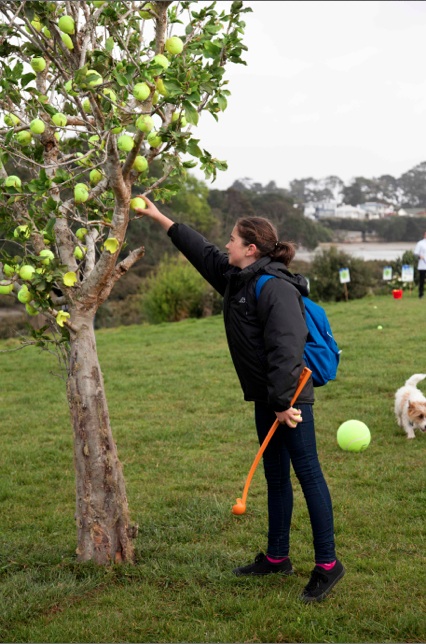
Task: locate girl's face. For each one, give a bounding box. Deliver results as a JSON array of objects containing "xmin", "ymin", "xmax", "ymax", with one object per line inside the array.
[{"xmin": 226, "ymin": 226, "xmax": 257, "ymax": 268}]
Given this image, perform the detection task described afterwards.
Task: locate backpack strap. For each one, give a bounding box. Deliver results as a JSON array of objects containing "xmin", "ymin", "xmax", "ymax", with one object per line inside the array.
[{"xmin": 255, "ymin": 274, "xmax": 276, "ymax": 300}]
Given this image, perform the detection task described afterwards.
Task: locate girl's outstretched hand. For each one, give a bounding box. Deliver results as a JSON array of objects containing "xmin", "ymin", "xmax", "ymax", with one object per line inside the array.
[
  {"xmin": 133, "ymin": 195, "xmax": 161, "ymax": 218},
  {"xmin": 132, "ymin": 195, "xmax": 176, "ymax": 231}
]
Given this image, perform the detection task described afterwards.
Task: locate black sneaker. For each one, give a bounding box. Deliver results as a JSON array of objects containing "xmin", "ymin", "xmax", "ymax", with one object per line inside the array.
[
  {"xmin": 301, "ymin": 559, "xmax": 345, "ymax": 603},
  {"xmin": 233, "ymin": 552, "xmax": 294, "ymax": 577}
]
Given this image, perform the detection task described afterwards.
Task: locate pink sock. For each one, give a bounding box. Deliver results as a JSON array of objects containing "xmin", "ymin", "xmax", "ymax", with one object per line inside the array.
[
  {"xmin": 316, "ymin": 560, "xmax": 336, "ymax": 570},
  {"xmin": 266, "ymin": 555, "xmax": 289, "ymax": 564}
]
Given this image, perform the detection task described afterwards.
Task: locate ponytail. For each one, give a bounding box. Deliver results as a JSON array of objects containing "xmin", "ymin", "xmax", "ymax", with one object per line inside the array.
[{"xmin": 236, "ymin": 217, "xmax": 296, "ymax": 267}]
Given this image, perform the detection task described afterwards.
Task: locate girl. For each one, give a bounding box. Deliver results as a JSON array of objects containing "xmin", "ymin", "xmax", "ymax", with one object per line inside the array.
[{"xmin": 135, "ymin": 196, "xmax": 344, "ymax": 603}]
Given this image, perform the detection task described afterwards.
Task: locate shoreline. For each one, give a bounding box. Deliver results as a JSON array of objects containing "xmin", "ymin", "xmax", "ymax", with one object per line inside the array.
[{"xmin": 296, "ymin": 241, "xmax": 415, "ymax": 262}]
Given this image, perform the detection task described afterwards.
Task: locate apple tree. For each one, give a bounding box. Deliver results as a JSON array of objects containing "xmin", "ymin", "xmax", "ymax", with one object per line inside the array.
[{"xmin": 0, "ymin": 0, "xmax": 249, "ymax": 564}]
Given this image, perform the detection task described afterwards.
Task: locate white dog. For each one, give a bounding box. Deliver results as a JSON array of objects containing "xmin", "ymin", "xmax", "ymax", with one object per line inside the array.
[{"xmin": 394, "ymin": 374, "xmax": 426, "ymax": 439}]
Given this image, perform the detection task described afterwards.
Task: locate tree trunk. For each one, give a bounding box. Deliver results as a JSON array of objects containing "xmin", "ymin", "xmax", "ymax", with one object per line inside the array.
[{"xmin": 66, "ymin": 311, "xmax": 136, "ymax": 564}]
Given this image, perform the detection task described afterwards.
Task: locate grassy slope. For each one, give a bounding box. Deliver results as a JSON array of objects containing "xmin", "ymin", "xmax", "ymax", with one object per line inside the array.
[{"xmin": 0, "ymin": 294, "xmax": 425, "ymax": 643}]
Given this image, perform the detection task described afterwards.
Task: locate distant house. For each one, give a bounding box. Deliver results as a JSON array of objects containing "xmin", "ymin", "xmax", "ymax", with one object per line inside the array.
[
  {"xmin": 304, "ymin": 200, "xmax": 338, "ymax": 219},
  {"xmin": 358, "ymin": 202, "xmax": 393, "ymax": 219},
  {"xmin": 335, "ymin": 205, "xmax": 365, "ymax": 219},
  {"xmin": 304, "ymin": 199, "xmax": 396, "ymax": 220},
  {"xmin": 403, "ymin": 208, "xmax": 426, "ymax": 217}
]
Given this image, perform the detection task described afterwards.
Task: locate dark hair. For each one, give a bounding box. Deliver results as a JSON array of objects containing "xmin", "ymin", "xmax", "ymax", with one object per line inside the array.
[{"xmin": 235, "ymin": 216, "xmax": 296, "ymax": 266}]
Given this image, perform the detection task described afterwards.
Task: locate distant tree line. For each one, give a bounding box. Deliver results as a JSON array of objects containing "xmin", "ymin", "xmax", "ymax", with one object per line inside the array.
[{"xmin": 232, "ymin": 160, "xmax": 426, "ymax": 209}]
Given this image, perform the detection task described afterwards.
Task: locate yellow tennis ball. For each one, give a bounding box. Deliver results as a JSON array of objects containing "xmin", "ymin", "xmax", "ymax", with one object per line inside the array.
[{"xmin": 337, "ymin": 420, "xmax": 371, "ymax": 452}]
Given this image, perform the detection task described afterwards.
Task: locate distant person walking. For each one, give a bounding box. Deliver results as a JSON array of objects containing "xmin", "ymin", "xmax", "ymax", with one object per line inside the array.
[{"xmin": 414, "ymin": 232, "xmax": 426, "ymax": 298}]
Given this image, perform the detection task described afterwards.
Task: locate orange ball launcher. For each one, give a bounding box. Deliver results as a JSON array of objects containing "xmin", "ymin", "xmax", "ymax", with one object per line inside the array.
[{"xmin": 232, "ymin": 367, "xmax": 312, "ymax": 516}]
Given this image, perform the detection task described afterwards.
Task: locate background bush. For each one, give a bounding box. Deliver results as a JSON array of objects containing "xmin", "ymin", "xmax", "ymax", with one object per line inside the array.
[
  {"xmin": 307, "ymin": 247, "xmax": 376, "ymax": 301},
  {"xmin": 141, "ymin": 255, "xmax": 223, "ymax": 324}
]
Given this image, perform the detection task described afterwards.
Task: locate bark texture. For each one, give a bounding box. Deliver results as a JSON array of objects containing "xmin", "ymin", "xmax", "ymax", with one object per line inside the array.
[{"xmin": 67, "ymin": 311, "xmax": 136, "ymax": 564}]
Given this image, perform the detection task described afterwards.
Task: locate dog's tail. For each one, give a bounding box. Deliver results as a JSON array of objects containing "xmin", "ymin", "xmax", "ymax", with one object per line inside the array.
[{"xmin": 405, "ymin": 374, "xmax": 426, "ymax": 387}]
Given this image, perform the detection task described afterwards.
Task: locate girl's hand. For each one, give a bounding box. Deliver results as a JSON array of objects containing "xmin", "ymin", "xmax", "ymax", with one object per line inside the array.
[
  {"xmin": 275, "ymin": 407, "xmax": 303, "ymax": 428},
  {"xmin": 133, "ymin": 195, "xmax": 162, "ymax": 218},
  {"xmin": 132, "ymin": 195, "xmax": 176, "ymax": 231}
]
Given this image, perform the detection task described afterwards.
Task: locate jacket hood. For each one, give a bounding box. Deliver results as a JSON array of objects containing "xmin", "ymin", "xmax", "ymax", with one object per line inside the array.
[{"xmin": 236, "ymin": 256, "xmax": 310, "ymax": 297}]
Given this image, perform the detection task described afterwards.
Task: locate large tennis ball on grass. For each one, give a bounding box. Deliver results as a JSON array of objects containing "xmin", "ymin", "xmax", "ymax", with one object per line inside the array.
[{"xmin": 337, "ymin": 420, "xmax": 371, "ymax": 452}]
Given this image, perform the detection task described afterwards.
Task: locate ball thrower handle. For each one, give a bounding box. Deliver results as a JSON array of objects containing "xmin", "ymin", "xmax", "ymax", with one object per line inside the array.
[{"xmin": 234, "ymin": 367, "xmax": 312, "ymax": 513}]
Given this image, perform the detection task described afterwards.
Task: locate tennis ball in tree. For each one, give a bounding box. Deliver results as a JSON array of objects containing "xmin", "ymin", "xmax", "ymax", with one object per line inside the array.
[
  {"xmin": 5, "ymin": 175, "xmax": 21, "ymax": 189},
  {"xmin": 30, "ymin": 119, "xmax": 45, "ymax": 134},
  {"xmin": 19, "ymin": 265, "xmax": 36, "ymax": 281},
  {"xmin": 165, "ymin": 36, "xmax": 184, "ymax": 54},
  {"xmin": 130, "ymin": 197, "xmax": 146, "ymax": 211},
  {"xmin": 135, "ymin": 114, "xmax": 154, "ymax": 132},
  {"xmin": 139, "ymin": 2, "xmax": 155, "ymax": 19},
  {"xmin": 17, "ymin": 285, "xmax": 32, "ymax": 303},
  {"xmin": 58, "ymin": 15, "xmax": 75, "ymax": 34},
  {"xmin": 89, "ymin": 169, "xmax": 103, "ymax": 185},
  {"xmin": 52, "ymin": 113, "xmax": 67, "ymax": 127},
  {"xmin": 31, "ymin": 57, "xmax": 46, "ymax": 72},
  {"xmin": 15, "ymin": 131, "xmax": 32, "ymax": 145},
  {"xmin": 39, "ymin": 249, "xmax": 55, "ymax": 265},
  {"xmin": 133, "ymin": 82, "xmax": 150, "ymax": 101},
  {"xmin": 4, "ymin": 113, "xmax": 20, "ymax": 126},
  {"xmin": 337, "ymin": 420, "xmax": 371, "ymax": 452},
  {"xmin": 147, "ymin": 130, "xmax": 162, "ymax": 148},
  {"xmin": 61, "ymin": 33, "xmax": 74, "ymax": 49},
  {"xmin": 153, "ymin": 53, "xmax": 170, "ymax": 69},
  {"xmin": 0, "ymin": 281, "xmax": 14, "ymax": 295},
  {"xmin": 86, "ymin": 69, "xmax": 103, "ymax": 87},
  {"xmin": 74, "ymin": 183, "xmax": 89, "ymax": 203},
  {"xmin": 132, "ymin": 156, "xmax": 148, "ymax": 173},
  {"xmin": 117, "ymin": 134, "xmax": 134, "ymax": 152}
]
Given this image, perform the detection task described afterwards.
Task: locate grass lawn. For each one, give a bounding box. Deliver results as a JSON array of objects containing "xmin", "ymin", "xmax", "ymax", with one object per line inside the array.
[{"xmin": 0, "ymin": 293, "xmax": 425, "ymax": 642}]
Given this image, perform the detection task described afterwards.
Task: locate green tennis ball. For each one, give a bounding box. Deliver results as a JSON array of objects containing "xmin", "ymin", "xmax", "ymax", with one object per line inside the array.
[
  {"xmin": 19, "ymin": 264, "xmax": 36, "ymax": 281},
  {"xmin": 15, "ymin": 131, "xmax": 32, "ymax": 145},
  {"xmin": 58, "ymin": 15, "xmax": 75, "ymax": 35},
  {"xmin": 31, "ymin": 57, "xmax": 46, "ymax": 72},
  {"xmin": 165, "ymin": 36, "xmax": 183, "ymax": 55},
  {"xmin": 132, "ymin": 155, "xmax": 148, "ymax": 173},
  {"xmin": 130, "ymin": 197, "xmax": 146, "ymax": 211},
  {"xmin": 337, "ymin": 420, "xmax": 371, "ymax": 452},
  {"xmin": 0, "ymin": 280, "xmax": 14, "ymax": 295},
  {"xmin": 135, "ymin": 114, "xmax": 154, "ymax": 132},
  {"xmin": 117, "ymin": 134, "xmax": 134, "ymax": 152},
  {"xmin": 147, "ymin": 130, "xmax": 162, "ymax": 148},
  {"xmin": 17, "ymin": 285, "xmax": 32, "ymax": 303},
  {"xmin": 61, "ymin": 33, "xmax": 74, "ymax": 49},
  {"xmin": 4, "ymin": 113, "xmax": 20, "ymax": 127},
  {"xmin": 5, "ymin": 175, "xmax": 21, "ymax": 189},
  {"xmin": 52, "ymin": 112, "xmax": 67, "ymax": 127},
  {"xmin": 86, "ymin": 69, "xmax": 103, "ymax": 87},
  {"xmin": 30, "ymin": 118, "xmax": 45, "ymax": 134},
  {"xmin": 133, "ymin": 82, "xmax": 150, "ymax": 101},
  {"xmin": 153, "ymin": 53, "xmax": 170, "ymax": 69}
]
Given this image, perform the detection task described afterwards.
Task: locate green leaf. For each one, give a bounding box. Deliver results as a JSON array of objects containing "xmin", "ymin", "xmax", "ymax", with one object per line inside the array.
[
  {"xmin": 183, "ymin": 101, "xmax": 199, "ymax": 126},
  {"xmin": 182, "ymin": 160, "xmax": 198, "ymax": 168},
  {"xmin": 21, "ymin": 72, "xmax": 36, "ymax": 88},
  {"xmin": 105, "ymin": 36, "xmax": 115, "ymax": 52},
  {"xmin": 217, "ymin": 94, "xmax": 228, "ymax": 111},
  {"xmin": 187, "ymin": 138, "xmax": 203, "ymax": 158},
  {"xmin": 113, "ymin": 71, "xmax": 129, "ymax": 87},
  {"xmin": 43, "ymin": 196, "xmax": 58, "ymax": 214},
  {"xmin": 203, "ymin": 40, "xmax": 223, "ymax": 58}
]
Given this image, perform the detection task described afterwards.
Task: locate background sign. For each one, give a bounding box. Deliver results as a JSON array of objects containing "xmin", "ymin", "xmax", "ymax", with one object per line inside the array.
[
  {"xmin": 401, "ymin": 265, "xmax": 414, "ymax": 283},
  {"xmin": 339, "ymin": 268, "xmax": 350, "ymax": 284},
  {"xmin": 383, "ymin": 266, "xmax": 393, "ymax": 281}
]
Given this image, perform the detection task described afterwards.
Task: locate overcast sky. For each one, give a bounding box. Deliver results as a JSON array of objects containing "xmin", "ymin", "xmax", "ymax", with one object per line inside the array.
[{"xmin": 192, "ymin": 0, "xmax": 426, "ymax": 192}]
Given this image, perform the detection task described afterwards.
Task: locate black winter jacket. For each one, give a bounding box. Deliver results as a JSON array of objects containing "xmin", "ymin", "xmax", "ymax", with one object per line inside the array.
[{"xmin": 168, "ymin": 223, "xmax": 314, "ymax": 410}]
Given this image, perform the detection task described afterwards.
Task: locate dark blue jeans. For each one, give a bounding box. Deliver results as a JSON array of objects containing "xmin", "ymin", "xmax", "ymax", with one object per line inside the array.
[{"xmin": 255, "ymin": 402, "xmax": 336, "ymax": 563}]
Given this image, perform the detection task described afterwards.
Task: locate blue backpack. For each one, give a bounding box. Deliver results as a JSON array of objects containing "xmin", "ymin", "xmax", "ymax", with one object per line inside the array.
[{"xmin": 255, "ymin": 274, "xmax": 341, "ymax": 387}]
